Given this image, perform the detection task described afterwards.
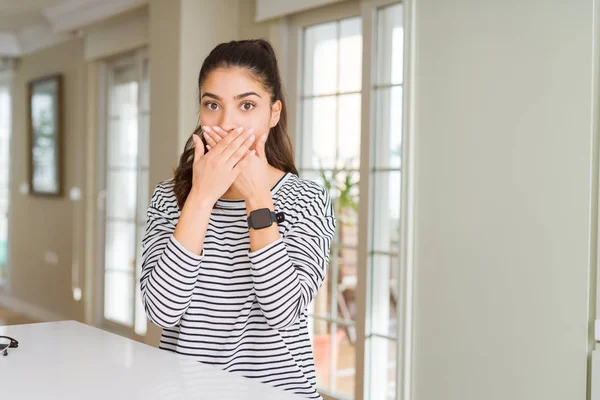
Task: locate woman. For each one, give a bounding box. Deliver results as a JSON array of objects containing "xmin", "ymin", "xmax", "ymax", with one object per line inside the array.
[{"xmin": 140, "ymin": 39, "xmax": 336, "ymax": 399}]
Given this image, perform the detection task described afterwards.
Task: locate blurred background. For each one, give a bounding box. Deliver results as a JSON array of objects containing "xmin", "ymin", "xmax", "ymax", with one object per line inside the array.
[{"xmin": 0, "ymin": 1, "xmax": 597, "ymax": 400}]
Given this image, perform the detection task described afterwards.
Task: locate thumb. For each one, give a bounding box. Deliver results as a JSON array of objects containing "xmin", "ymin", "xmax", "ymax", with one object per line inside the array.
[
  {"xmin": 193, "ymin": 134, "xmax": 205, "ymax": 160},
  {"xmin": 256, "ymin": 134, "xmax": 267, "ymax": 160}
]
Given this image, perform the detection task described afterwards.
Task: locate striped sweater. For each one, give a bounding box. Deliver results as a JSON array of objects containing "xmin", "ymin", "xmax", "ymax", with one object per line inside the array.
[{"xmin": 140, "ymin": 172, "xmax": 336, "ymax": 399}]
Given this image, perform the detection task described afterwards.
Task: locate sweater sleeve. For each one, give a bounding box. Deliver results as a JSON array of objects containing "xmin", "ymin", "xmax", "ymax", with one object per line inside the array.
[
  {"xmin": 140, "ymin": 183, "xmax": 203, "ymax": 328},
  {"xmin": 248, "ymin": 186, "xmax": 336, "ymax": 330}
]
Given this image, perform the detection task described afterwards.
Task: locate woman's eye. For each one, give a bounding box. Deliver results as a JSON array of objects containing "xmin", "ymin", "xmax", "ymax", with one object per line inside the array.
[
  {"xmin": 205, "ymin": 102, "xmax": 220, "ymax": 111},
  {"xmin": 241, "ymin": 102, "xmax": 255, "ymax": 111}
]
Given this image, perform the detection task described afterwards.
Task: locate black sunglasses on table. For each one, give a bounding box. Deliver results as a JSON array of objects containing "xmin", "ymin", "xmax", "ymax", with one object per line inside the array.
[{"xmin": 0, "ymin": 336, "xmax": 18, "ymax": 356}]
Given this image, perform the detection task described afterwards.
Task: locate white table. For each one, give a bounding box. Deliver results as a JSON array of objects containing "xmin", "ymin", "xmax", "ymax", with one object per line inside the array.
[{"xmin": 0, "ymin": 320, "xmax": 303, "ymax": 400}]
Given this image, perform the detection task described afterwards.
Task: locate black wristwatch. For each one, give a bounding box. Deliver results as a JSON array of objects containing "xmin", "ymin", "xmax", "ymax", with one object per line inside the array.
[{"xmin": 247, "ymin": 208, "xmax": 285, "ymax": 230}]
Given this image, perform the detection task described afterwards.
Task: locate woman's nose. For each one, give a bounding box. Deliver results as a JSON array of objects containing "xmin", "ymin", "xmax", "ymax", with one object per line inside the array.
[{"xmin": 219, "ymin": 110, "xmax": 238, "ymax": 132}]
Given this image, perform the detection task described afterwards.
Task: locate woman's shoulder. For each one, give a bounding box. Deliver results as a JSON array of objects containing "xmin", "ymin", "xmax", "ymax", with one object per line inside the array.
[
  {"xmin": 149, "ymin": 178, "xmax": 179, "ymax": 211},
  {"xmin": 279, "ymin": 173, "xmax": 332, "ymax": 213}
]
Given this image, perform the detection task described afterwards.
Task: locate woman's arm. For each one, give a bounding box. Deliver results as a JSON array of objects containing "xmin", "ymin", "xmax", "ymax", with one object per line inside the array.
[
  {"xmin": 140, "ymin": 183, "xmax": 210, "ymax": 328},
  {"xmin": 141, "ymin": 128, "xmax": 255, "ymax": 328},
  {"xmin": 248, "ymin": 186, "xmax": 336, "ymax": 330}
]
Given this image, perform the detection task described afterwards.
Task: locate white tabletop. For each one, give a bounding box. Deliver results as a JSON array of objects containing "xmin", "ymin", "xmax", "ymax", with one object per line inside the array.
[{"xmin": 0, "ymin": 320, "xmax": 303, "ymax": 400}]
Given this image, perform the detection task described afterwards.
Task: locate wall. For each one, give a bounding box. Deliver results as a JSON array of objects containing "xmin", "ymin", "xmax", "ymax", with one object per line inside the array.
[
  {"xmin": 255, "ymin": 0, "xmax": 345, "ymax": 22},
  {"xmin": 6, "ymin": 38, "xmax": 87, "ymax": 322},
  {"xmin": 177, "ymin": 0, "xmax": 240, "ymax": 152},
  {"xmin": 84, "ymin": 6, "xmax": 149, "ymax": 61},
  {"xmin": 148, "ymin": 0, "xmax": 181, "ymax": 190},
  {"xmin": 411, "ymin": 1, "xmax": 594, "ymax": 399}
]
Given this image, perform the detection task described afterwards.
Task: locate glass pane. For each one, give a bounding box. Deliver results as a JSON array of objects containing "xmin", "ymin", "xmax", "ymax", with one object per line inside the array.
[
  {"xmin": 0, "ymin": 137, "xmax": 9, "ymax": 168},
  {"xmin": 110, "ymin": 65, "xmax": 138, "ymax": 117},
  {"xmin": 134, "ymin": 283, "xmax": 147, "ymax": 335},
  {"xmin": 301, "ymin": 96, "xmax": 337, "ymax": 169},
  {"xmin": 369, "ymin": 337, "xmax": 397, "ymax": 400},
  {"xmin": 334, "ymin": 170, "xmax": 359, "ymax": 247},
  {"xmin": 105, "ymin": 221, "xmax": 136, "ymax": 272},
  {"xmin": 140, "ymin": 59, "xmax": 150, "ymax": 112},
  {"xmin": 374, "ymin": 86, "xmax": 402, "ymax": 169},
  {"xmin": 106, "ymin": 170, "xmax": 137, "ymax": 220},
  {"xmin": 138, "ymin": 113, "xmax": 149, "ymax": 168},
  {"xmin": 339, "ymin": 17, "xmax": 362, "ymax": 93},
  {"xmin": 337, "ymin": 248, "xmax": 357, "ymax": 323},
  {"xmin": 369, "ymin": 253, "xmax": 399, "ymax": 337},
  {"xmin": 0, "ymin": 190, "xmax": 7, "ymax": 215},
  {"xmin": 104, "ymin": 270, "xmax": 134, "ymax": 326},
  {"xmin": 137, "ymin": 169, "xmax": 149, "ymax": 224},
  {"xmin": 337, "ymin": 94, "xmax": 361, "ymax": 169},
  {"xmin": 371, "ymin": 171, "xmax": 401, "ymax": 254},
  {"xmin": 0, "ymin": 86, "xmax": 9, "ymax": 282},
  {"xmin": 304, "ymin": 22, "xmax": 338, "ymax": 96},
  {"xmin": 108, "ymin": 118, "xmax": 138, "ymax": 168},
  {"xmin": 0, "ymin": 216, "xmax": 7, "ymax": 282},
  {"xmin": 310, "ymin": 316, "xmax": 331, "ymax": 392},
  {"xmin": 0, "ymin": 167, "xmax": 7, "ymax": 195},
  {"xmin": 377, "ymin": 4, "xmax": 403, "ymax": 85},
  {"xmin": 311, "ymin": 273, "xmax": 330, "ymax": 322},
  {"xmin": 335, "ymin": 325, "xmax": 356, "ymax": 398}
]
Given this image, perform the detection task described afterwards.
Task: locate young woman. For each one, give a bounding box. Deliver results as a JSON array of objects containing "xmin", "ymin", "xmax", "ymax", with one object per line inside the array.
[{"xmin": 140, "ymin": 39, "xmax": 336, "ymax": 399}]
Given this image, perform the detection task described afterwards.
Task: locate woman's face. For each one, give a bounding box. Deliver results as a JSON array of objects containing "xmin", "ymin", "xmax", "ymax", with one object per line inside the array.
[{"xmin": 199, "ymin": 67, "xmax": 281, "ymax": 149}]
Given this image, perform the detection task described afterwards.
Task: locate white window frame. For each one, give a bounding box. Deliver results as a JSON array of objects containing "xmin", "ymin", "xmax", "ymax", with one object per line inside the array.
[
  {"xmin": 287, "ymin": 1, "xmax": 415, "ymax": 399},
  {"xmin": 96, "ymin": 48, "xmax": 150, "ymax": 341}
]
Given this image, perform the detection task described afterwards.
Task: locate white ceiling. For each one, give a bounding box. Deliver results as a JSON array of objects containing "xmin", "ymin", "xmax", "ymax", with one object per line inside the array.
[
  {"xmin": 0, "ymin": 0, "xmax": 65, "ymax": 33},
  {"xmin": 0, "ymin": 0, "xmax": 147, "ymax": 57}
]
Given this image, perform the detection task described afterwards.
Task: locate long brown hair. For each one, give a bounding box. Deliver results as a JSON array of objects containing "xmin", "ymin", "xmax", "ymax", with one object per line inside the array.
[{"xmin": 173, "ymin": 39, "xmax": 298, "ymax": 209}]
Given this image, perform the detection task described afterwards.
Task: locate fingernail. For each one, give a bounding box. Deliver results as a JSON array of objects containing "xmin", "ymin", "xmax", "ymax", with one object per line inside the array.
[
  {"xmin": 207, "ymin": 145, "xmax": 211, "ymax": 150},
  {"xmin": 204, "ymin": 130, "xmax": 212, "ymax": 139},
  {"xmin": 248, "ymin": 134, "xmax": 255, "ymax": 142},
  {"xmin": 261, "ymin": 135, "xmax": 267, "ymax": 142},
  {"xmin": 203, "ymin": 126, "xmax": 212, "ymax": 132}
]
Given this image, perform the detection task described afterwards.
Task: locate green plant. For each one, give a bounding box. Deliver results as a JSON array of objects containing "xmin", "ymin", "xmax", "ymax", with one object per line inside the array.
[{"xmin": 317, "ymin": 159, "xmax": 359, "ymax": 225}]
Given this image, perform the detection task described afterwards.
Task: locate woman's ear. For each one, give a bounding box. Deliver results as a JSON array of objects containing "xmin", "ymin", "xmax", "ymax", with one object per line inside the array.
[{"xmin": 270, "ymin": 100, "xmax": 282, "ymax": 128}]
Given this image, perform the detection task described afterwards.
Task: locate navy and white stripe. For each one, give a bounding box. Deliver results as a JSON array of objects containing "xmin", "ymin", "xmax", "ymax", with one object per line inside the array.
[{"xmin": 140, "ymin": 172, "xmax": 336, "ymax": 399}]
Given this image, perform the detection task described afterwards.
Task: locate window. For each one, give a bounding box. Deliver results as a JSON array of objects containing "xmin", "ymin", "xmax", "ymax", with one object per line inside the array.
[
  {"xmin": 367, "ymin": 4, "xmax": 404, "ymax": 400},
  {"xmin": 100, "ymin": 51, "xmax": 149, "ymax": 337},
  {"xmin": 291, "ymin": 1, "xmax": 406, "ymax": 399},
  {"xmin": 299, "ymin": 15, "xmax": 363, "ymax": 399},
  {"xmin": 0, "ymin": 67, "xmax": 12, "ymax": 286}
]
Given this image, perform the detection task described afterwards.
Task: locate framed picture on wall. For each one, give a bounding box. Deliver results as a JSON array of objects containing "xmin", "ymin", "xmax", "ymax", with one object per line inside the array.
[{"xmin": 27, "ymin": 74, "xmax": 63, "ymax": 197}]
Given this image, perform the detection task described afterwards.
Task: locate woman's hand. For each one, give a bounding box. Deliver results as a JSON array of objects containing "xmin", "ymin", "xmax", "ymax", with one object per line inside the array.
[
  {"xmin": 190, "ymin": 126, "xmax": 255, "ymax": 207},
  {"xmin": 203, "ymin": 126, "xmax": 271, "ymax": 205}
]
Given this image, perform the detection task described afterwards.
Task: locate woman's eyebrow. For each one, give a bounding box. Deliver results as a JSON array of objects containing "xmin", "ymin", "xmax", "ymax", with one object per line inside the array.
[
  {"xmin": 235, "ymin": 92, "xmax": 261, "ymax": 100},
  {"xmin": 200, "ymin": 92, "xmax": 261, "ymax": 100},
  {"xmin": 201, "ymin": 92, "xmax": 221, "ymax": 100}
]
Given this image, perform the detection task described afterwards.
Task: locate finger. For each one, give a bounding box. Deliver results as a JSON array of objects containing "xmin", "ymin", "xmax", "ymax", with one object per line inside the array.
[
  {"xmin": 193, "ymin": 134, "xmax": 204, "ymax": 161},
  {"xmin": 220, "ymin": 128, "xmax": 255, "ymax": 161},
  {"xmin": 207, "ymin": 145, "xmax": 212, "ymax": 151},
  {"xmin": 210, "ymin": 126, "xmax": 245, "ymax": 155},
  {"xmin": 256, "ymin": 134, "xmax": 267, "ymax": 160},
  {"xmin": 225, "ymin": 133, "xmax": 256, "ymax": 168},
  {"xmin": 211, "ymin": 126, "xmax": 229, "ymax": 139},
  {"xmin": 203, "ymin": 130, "xmax": 218, "ymax": 148},
  {"xmin": 203, "ymin": 126, "xmax": 224, "ymax": 142}
]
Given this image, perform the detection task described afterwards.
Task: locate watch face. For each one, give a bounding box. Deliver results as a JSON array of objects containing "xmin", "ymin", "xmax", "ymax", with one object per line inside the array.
[{"xmin": 252, "ymin": 209, "xmax": 273, "ymax": 228}]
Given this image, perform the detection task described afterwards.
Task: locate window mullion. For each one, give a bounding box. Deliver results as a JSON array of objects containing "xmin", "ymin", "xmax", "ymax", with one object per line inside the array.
[{"xmin": 355, "ymin": 2, "xmax": 376, "ymax": 399}]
